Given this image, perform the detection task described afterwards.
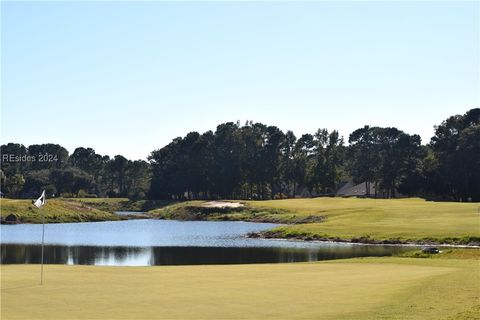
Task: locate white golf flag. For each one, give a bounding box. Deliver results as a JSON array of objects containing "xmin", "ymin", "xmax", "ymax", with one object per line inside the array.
[{"xmin": 34, "ymin": 190, "xmax": 46, "ymax": 208}]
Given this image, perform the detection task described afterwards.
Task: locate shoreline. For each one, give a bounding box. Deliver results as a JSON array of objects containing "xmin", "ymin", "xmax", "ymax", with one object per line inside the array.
[
  {"xmin": 247, "ymin": 230, "xmax": 480, "ymax": 247},
  {"xmin": 2, "ymin": 216, "xmax": 479, "ymax": 248},
  {"xmin": 246, "ymin": 234, "xmax": 480, "ymax": 248}
]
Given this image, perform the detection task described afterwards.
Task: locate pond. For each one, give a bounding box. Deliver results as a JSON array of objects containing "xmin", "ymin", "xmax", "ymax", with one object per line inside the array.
[{"xmin": 1, "ymin": 219, "xmax": 413, "ymax": 266}]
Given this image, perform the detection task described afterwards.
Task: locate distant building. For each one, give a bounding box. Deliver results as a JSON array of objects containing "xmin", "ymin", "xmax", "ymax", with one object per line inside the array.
[
  {"xmin": 335, "ymin": 182, "xmax": 377, "ymax": 197},
  {"xmin": 335, "ymin": 181, "xmax": 405, "ymax": 198},
  {"xmin": 291, "ymin": 181, "xmax": 405, "ymax": 198}
]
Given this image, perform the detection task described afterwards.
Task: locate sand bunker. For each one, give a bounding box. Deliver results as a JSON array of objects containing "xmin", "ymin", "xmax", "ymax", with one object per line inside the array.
[{"xmin": 202, "ymin": 201, "xmax": 244, "ymax": 208}]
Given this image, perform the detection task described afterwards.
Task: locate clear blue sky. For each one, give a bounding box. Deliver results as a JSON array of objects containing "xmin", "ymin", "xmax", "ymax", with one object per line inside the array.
[{"xmin": 2, "ymin": 1, "xmax": 479, "ymax": 160}]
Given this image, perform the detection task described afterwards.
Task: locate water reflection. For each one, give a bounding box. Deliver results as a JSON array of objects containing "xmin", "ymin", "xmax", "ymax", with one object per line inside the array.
[
  {"xmin": 1, "ymin": 244, "xmax": 412, "ymax": 266},
  {"xmin": 1, "ymin": 220, "xmax": 415, "ymax": 266}
]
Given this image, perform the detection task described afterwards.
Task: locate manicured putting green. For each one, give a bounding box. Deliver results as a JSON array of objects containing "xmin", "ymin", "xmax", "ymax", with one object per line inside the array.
[{"xmin": 2, "ymin": 256, "xmax": 479, "ymax": 319}]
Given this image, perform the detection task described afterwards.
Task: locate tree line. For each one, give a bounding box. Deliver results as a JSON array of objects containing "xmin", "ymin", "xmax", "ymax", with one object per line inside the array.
[
  {"xmin": 1, "ymin": 108, "xmax": 478, "ymax": 201},
  {"xmin": 0, "ymin": 145, "xmax": 151, "ymax": 199}
]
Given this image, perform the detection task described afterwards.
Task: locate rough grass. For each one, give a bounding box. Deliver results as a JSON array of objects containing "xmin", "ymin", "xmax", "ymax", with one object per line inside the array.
[
  {"xmin": 64, "ymin": 198, "xmax": 174, "ymax": 213},
  {"xmin": 0, "ymin": 199, "xmax": 121, "ymax": 223},
  {"xmin": 2, "ymin": 251, "xmax": 479, "ymax": 319},
  {"xmin": 245, "ymin": 198, "xmax": 480, "ymax": 245},
  {"xmin": 147, "ymin": 201, "xmax": 316, "ymax": 223},
  {"xmin": 0, "ymin": 198, "xmax": 177, "ymax": 223}
]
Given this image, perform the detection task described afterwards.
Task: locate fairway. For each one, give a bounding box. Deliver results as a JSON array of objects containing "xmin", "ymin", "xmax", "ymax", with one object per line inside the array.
[
  {"xmin": 246, "ymin": 198, "xmax": 480, "ymax": 243},
  {"xmin": 2, "ymin": 256, "xmax": 479, "ymax": 320}
]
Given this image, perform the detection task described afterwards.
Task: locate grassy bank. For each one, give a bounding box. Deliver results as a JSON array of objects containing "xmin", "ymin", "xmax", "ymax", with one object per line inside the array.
[
  {"xmin": 0, "ymin": 198, "xmax": 175, "ymax": 223},
  {"xmin": 0, "ymin": 198, "xmax": 121, "ymax": 223},
  {"xmin": 148, "ymin": 201, "xmax": 324, "ymax": 223},
  {"xmin": 2, "ymin": 249, "xmax": 479, "ymax": 320},
  {"xmin": 67, "ymin": 198, "xmax": 173, "ymax": 213},
  {"xmin": 245, "ymin": 198, "xmax": 480, "ymax": 245}
]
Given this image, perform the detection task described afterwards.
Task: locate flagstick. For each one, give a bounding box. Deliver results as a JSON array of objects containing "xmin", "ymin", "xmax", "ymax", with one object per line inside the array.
[
  {"xmin": 33, "ymin": 190, "xmax": 46, "ymax": 285},
  {"xmin": 40, "ymin": 207, "xmax": 45, "ymax": 285}
]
